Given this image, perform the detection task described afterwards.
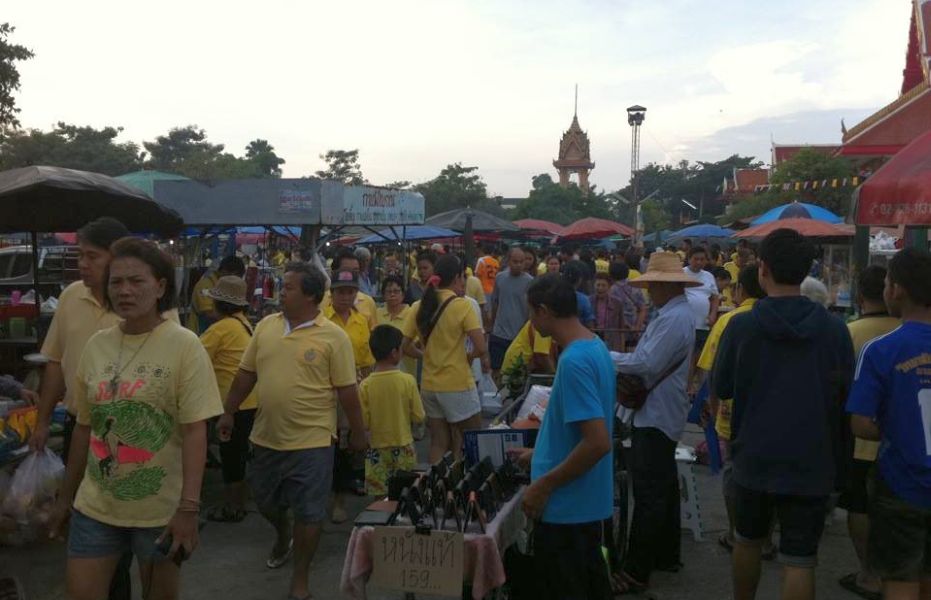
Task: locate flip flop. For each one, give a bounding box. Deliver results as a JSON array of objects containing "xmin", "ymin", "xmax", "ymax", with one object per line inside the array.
[
  {"xmin": 839, "ymin": 572, "xmax": 882, "ymax": 600},
  {"xmin": 611, "ymin": 572, "xmax": 648, "ymax": 596},
  {"xmin": 718, "ymin": 533, "xmax": 734, "ymax": 553},
  {"xmin": 207, "ymin": 504, "xmax": 248, "ymax": 523},
  {"xmin": 266, "ymin": 539, "xmax": 294, "ymax": 569}
]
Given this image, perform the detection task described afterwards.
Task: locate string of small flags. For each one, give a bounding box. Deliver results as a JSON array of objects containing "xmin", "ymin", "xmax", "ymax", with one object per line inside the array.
[{"xmin": 751, "ymin": 177, "xmax": 861, "ymax": 193}]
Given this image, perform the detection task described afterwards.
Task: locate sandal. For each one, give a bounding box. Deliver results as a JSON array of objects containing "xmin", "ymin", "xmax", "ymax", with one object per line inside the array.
[
  {"xmin": 611, "ymin": 572, "xmax": 648, "ymax": 596},
  {"xmin": 207, "ymin": 504, "xmax": 248, "ymax": 523},
  {"xmin": 718, "ymin": 533, "xmax": 734, "ymax": 553},
  {"xmin": 839, "ymin": 572, "xmax": 882, "ymax": 600},
  {"xmin": 266, "ymin": 539, "xmax": 293, "ymax": 569}
]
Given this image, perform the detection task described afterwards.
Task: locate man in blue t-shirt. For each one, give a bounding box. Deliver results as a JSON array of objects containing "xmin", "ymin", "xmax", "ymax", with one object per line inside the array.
[
  {"xmin": 510, "ymin": 274, "xmax": 614, "ymax": 599},
  {"xmin": 847, "ymin": 247, "xmax": 931, "ymax": 600}
]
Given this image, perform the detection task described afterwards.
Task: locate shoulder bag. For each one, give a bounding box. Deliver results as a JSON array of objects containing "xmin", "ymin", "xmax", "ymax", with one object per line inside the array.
[{"xmin": 616, "ymin": 354, "xmax": 686, "ymax": 411}]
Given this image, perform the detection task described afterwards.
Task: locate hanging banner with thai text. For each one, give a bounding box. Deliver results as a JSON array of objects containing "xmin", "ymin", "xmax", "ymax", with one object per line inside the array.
[
  {"xmin": 322, "ymin": 185, "xmax": 425, "ymax": 226},
  {"xmin": 371, "ymin": 527, "xmax": 464, "ymax": 597}
]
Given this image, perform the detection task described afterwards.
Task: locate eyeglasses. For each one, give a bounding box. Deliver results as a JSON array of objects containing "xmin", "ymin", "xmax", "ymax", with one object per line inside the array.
[{"xmin": 384, "ymin": 287, "xmax": 402, "ymax": 295}]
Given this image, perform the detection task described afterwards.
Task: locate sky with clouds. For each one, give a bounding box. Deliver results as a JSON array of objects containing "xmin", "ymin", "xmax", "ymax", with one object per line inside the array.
[{"xmin": 6, "ymin": 0, "xmax": 912, "ymax": 196}]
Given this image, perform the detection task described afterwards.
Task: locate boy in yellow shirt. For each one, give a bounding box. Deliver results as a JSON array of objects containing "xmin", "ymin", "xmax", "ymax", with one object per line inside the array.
[{"xmin": 361, "ymin": 325, "xmax": 425, "ymax": 496}]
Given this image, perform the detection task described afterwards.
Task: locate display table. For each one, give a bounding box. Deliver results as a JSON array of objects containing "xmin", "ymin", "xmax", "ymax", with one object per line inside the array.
[{"xmin": 340, "ymin": 487, "xmax": 527, "ymax": 599}]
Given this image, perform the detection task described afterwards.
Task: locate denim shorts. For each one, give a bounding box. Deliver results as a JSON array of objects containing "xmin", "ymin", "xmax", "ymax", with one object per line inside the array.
[
  {"xmin": 248, "ymin": 445, "xmax": 334, "ymax": 525},
  {"xmin": 67, "ymin": 509, "xmax": 167, "ymax": 562}
]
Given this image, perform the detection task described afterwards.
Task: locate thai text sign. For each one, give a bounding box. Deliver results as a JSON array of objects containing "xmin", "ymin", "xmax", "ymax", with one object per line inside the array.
[
  {"xmin": 371, "ymin": 527, "xmax": 464, "ymax": 597},
  {"xmin": 322, "ymin": 185, "xmax": 425, "ymax": 225}
]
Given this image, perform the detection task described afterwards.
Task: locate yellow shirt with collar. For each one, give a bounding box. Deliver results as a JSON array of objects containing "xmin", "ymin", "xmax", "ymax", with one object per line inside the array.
[
  {"xmin": 723, "ymin": 261, "xmax": 740, "ymax": 282},
  {"xmin": 360, "ymin": 369, "xmax": 425, "ymax": 448},
  {"xmin": 199, "ymin": 314, "xmax": 258, "ymax": 410},
  {"xmin": 465, "ymin": 275, "xmax": 486, "ymax": 306},
  {"xmin": 324, "ymin": 305, "xmax": 375, "ymax": 369},
  {"xmin": 320, "ymin": 289, "xmax": 378, "ymax": 330},
  {"xmin": 41, "ymin": 281, "xmax": 180, "ymax": 413},
  {"xmin": 848, "ymin": 314, "xmax": 901, "ymax": 461},
  {"xmin": 697, "ymin": 297, "xmax": 757, "ymax": 440},
  {"xmin": 501, "ymin": 321, "xmax": 552, "ymax": 375},
  {"xmin": 401, "ymin": 290, "xmax": 481, "ymax": 392},
  {"xmin": 240, "ymin": 312, "xmax": 357, "ymax": 450},
  {"xmin": 377, "ymin": 305, "xmax": 417, "ymax": 376}
]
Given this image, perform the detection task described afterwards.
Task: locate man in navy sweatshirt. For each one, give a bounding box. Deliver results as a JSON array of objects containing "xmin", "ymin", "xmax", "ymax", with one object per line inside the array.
[{"xmin": 712, "ymin": 228, "xmax": 854, "ymax": 600}]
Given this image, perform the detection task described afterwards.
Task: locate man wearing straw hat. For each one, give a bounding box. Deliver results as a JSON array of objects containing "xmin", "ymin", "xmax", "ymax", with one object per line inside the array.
[{"xmin": 613, "ymin": 251, "xmax": 698, "ymax": 595}]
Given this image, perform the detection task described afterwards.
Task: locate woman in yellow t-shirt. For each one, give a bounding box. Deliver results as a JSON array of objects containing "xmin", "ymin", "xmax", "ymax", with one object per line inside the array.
[
  {"xmin": 376, "ymin": 274, "xmax": 416, "ymax": 376},
  {"xmin": 401, "ymin": 255, "xmax": 487, "ymax": 462},
  {"xmin": 200, "ymin": 276, "xmax": 256, "ymax": 523},
  {"xmin": 51, "ymin": 238, "xmax": 222, "ymax": 600}
]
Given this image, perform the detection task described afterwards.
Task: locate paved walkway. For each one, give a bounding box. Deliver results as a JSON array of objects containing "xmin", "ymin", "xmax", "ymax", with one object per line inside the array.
[{"xmin": 2, "ymin": 426, "xmax": 864, "ymax": 599}]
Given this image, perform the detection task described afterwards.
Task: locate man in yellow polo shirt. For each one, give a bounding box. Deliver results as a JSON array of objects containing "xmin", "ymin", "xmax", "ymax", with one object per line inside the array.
[
  {"xmin": 693, "ymin": 264, "xmax": 769, "ymax": 554},
  {"xmin": 500, "ymin": 321, "xmax": 554, "ymax": 384},
  {"xmin": 320, "ymin": 249, "xmax": 378, "ymax": 329},
  {"xmin": 218, "ymin": 262, "xmax": 366, "ymax": 600}
]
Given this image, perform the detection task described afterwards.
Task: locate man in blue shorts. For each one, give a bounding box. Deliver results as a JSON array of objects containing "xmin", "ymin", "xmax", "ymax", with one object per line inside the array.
[
  {"xmin": 511, "ymin": 274, "xmax": 614, "ymax": 599},
  {"xmin": 847, "ymin": 247, "xmax": 931, "ymax": 600}
]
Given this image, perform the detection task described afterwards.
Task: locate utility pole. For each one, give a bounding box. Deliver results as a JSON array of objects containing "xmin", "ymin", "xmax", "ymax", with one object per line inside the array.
[{"xmin": 627, "ymin": 105, "xmax": 647, "ymax": 245}]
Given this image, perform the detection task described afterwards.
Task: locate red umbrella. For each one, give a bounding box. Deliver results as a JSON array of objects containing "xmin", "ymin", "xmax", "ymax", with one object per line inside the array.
[
  {"xmin": 558, "ymin": 217, "xmax": 635, "ymax": 240},
  {"xmin": 513, "ymin": 219, "xmax": 566, "ymax": 235},
  {"xmin": 733, "ymin": 218, "xmax": 852, "ymax": 239},
  {"xmin": 856, "ymin": 129, "xmax": 931, "ymax": 226}
]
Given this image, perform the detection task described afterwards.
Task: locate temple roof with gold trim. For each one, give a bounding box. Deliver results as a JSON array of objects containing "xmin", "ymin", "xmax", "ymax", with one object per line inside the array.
[{"xmin": 553, "ymin": 115, "xmax": 595, "ymax": 169}]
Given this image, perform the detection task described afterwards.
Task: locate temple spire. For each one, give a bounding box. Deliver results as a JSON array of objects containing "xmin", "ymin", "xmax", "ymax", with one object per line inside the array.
[{"xmin": 574, "ymin": 84, "xmax": 578, "ymax": 117}]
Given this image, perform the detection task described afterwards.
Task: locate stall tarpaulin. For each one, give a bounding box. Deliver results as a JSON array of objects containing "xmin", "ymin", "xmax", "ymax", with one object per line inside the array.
[
  {"xmin": 357, "ymin": 225, "xmax": 460, "ymax": 245},
  {"xmin": 855, "ymin": 128, "xmax": 931, "ymax": 226},
  {"xmin": 732, "ymin": 218, "xmax": 852, "ymax": 240},
  {"xmin": 557, "ymin": 217, "xmax": 634, "ymax": 241}
]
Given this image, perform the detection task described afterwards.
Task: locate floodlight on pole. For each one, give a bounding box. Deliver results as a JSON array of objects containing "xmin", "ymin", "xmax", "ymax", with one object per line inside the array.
[{"xmin": 627, "ymin": 105, "xmax": 647, "ymax": 245}]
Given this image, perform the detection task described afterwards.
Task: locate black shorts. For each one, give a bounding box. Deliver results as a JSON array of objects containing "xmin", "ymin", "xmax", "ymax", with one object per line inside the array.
[
  {"xmin": 489, "ymin": 335, "xmax": 511, "ymax": 371},
  {"xmin": 733, "ymin": 484, "xmax": 828, "ymax": 567},
  {"xmin": 694, "ymin": 329, "xmax": 709, "ymax": 353},
  {"xmin": 868, "ymin": 472, "xmax": 931, "ymax": 581},
  {"xmin": 219, "ymin": 409, "xmax": 256, "ymax": 484},
  {"xmin": 838, "ymin": 458, "xmax": 873, "ymax": 514},
  {"xmin": 533, "ymin": 520, "xmax": 613, "ymax": 600}
]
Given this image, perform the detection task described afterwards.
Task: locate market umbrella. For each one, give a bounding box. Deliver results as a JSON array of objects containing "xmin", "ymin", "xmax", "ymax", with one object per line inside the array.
[
  {"xmin": 0, "ymin": 166, "xmax": 184, "ymax": 316},
  {"xmin": 854, "ymin": 128, "xmax": 931, "ymax": 226},
  {"xmin": 513, "ymin": 219, "xmax": 566, "ymax": 236},
  {"xmin": 666, "ymin": 223, "xmax": 735, "ymax": 242},
  {"xmin": 357, "ymin": 225, "xmax": 460, "ymax": 245},
  {"xmin": 642, "ymin": 229, "xmax": 673, "ymax": 245},
  {"xmin": 426, "ymin": 208, "xmax": 518, "ymax": 266},
  {"xmin": 558, "ymin": 217, "xmax": 635, "ymax": 241},
  {"xmin": 750, "ymin": 201, "xmax": 842, "ymax": 225},
  {"xmin": 733, "ymin": 218, "xmax": 852, "ymax": 240}
]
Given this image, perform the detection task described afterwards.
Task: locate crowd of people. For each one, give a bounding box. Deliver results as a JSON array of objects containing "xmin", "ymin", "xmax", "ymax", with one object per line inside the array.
[{"xmin": 15, "ymin": 217, "xmax": 931, "ymax": 600}]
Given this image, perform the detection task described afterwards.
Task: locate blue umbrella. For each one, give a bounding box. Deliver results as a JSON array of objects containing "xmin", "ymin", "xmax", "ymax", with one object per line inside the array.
[
  {"xmin": 751, "ymin": 201, "xmax": 842, "ymax": 225},
  {"xmin": 642, "ymin": 229, "xmax": 673, "ymax": 244},
  {"xmin": 357, "ymin": 225, "xmax": 460, "ymax": 245},
  {"xmin": 667, "ymin": 224, "xmax": 735, "ymax": 241}
]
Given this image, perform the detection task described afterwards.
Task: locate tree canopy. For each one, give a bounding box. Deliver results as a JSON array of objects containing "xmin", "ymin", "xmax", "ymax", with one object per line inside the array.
[
  {"xmin": 511, "ymin": 173, "xmax": 613, "ymax": 224},
  {"xmin": 415, "ymin": 163, "xmax": 502, "ymax": 216},
  {"xmin": 0, "ymin": 122, "xmax": 142, "ymax": 175},
  {"xmin": 0, "ymin": 23, "xmax": 33, "ymax": 133},
  {"xmin": 315, "ymin": 149, "xmax": 365, "ymax": 185}
]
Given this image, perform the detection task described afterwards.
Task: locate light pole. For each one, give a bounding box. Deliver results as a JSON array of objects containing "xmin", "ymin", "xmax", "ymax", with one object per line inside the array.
[{"xmin": 627, "ymin": 105, "xmax": 647, "ymax": 245}]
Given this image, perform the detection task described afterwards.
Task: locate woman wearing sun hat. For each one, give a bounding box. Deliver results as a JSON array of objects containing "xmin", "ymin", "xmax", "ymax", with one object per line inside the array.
[{"xmin": 201, "ymin": 276, "xmax": 257, "ymax": 523}]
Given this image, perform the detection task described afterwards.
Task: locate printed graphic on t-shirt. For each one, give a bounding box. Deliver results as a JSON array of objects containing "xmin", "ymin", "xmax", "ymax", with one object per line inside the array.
[
  {"xmin": 895, "ymin": 352, "xmax": 931, "ymax": 455},
  {"xmin": 87, "ymin": 361, "xmax": 173, "ymax": 501}
]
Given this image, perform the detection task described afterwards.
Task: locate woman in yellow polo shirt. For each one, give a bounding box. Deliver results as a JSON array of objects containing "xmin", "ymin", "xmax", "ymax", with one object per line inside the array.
[
  {"xmin": 200, "ymin": 276, "xmax": 257, "ymax": 523},
  {"xmin": 377, "ymin": 274, "xmax": 416, "ymax": 376},
  {"xmin": 401, "ymin": 255, "xmax": 487, "ymax": 462}
]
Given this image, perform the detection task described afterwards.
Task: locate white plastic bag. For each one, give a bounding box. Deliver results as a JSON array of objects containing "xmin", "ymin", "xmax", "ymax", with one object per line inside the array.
[
  {"xmin": 479, "ymin": 374, "xmax": 502, "ymax": 414},
  {"xmin": 2, "ymin": 448, "xmax": 64, "ymax": 524}
]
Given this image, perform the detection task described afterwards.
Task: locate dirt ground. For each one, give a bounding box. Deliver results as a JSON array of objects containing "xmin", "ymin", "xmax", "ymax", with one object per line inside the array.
[{"xmin": 2, "ymin": 426, "xmax": 865, "ymax": 600}]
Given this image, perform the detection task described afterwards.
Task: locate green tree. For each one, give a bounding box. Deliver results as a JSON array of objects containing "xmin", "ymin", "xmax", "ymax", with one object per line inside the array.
[
  {"xmin": 143, "ymin": 125, "xmax": 224, "ymax": 172},
  {"xmin": 384, "ymin": 180, "xmax": 412, "ymax": 189},
  {"xmin": 245, "ymin": 139, "xmax": 285, "ymax": 177},
  {"xmin": 415, "ymin": 163, "xmax": 501, "ymax": 216},
  {"xmin": 0, "ymin": 23, "xmax": 34, "ymax": 132},
  {"xmin": 0, "ymin": 122, "xmax": 142, "ymax": 175},
  {"xmin": 511, "ymin": 173, "xmax": 613, "ymax": 224},
  {"xmin": 316, "ymin": 149, "xmax": 365, "ymax": 185}
]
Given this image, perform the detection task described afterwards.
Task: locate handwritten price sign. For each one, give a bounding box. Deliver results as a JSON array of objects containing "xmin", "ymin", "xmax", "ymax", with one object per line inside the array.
[{"xmin": 371, "ymin": 527, "xmax": 464, "ymax": 597}]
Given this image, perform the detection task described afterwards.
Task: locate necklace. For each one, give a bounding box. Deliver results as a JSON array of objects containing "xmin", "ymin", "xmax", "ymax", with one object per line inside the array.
[{"xmin": 109, "ymin": 328, "xmax": 155, "ymax": 399}]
